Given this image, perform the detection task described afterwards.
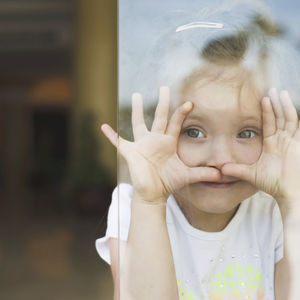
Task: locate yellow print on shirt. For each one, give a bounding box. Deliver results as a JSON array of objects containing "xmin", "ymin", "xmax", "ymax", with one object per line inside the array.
[{"xmin": 177, "ymin": 263, "xmax": 269, "ymax": 300}]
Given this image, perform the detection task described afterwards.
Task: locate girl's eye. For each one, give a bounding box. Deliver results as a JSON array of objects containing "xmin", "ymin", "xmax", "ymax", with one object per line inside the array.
[
  {"xmin": 185, "ymin": 128, "xmax": 205, "ymax": 138},
  {"xmin": 238, "ymin": 130, "xmax": 256, "ymax": 139}
]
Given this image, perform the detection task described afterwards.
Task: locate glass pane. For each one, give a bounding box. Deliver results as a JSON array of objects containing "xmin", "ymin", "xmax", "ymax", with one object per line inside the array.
[{"xmin": 114, "ymin": 1, "xmax": 300, "ymax": 299}]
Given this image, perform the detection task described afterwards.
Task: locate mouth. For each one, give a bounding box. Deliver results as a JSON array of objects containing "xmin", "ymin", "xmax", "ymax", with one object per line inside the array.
[{"xmin": 200, "ymin": 180, "xmax": 241, "ymax": 189}]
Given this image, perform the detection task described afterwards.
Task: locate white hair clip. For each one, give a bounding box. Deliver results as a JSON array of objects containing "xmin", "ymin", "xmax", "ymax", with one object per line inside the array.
[{"xmin": 175, "ymin": 21, "xmax": 224, "ymax": 32}]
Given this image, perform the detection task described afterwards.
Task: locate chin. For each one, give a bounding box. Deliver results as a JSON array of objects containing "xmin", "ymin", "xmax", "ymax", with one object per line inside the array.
[{"xmin": 175, "ymin": 182, "xmax": 258, "ymax": 214}]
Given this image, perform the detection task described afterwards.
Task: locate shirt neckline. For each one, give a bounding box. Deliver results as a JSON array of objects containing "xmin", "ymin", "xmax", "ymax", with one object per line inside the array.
[{"xmin": 166, "ymin": 193, "xmax": 251, "ymax": 241}]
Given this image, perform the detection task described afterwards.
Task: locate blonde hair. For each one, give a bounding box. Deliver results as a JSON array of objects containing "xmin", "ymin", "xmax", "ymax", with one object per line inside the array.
[
  {"xmin": 178, "ymin": 31, "xmax": 266, "ymax": 108},
  {"xmin": 201, "ymin": 32, "xmax": 248, "ymax": 65}
]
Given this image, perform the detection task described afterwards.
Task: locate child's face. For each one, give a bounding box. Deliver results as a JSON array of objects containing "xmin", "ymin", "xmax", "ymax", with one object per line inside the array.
[{"xmin": 176, "ymin": 77, "xmax": 263, "ymax": 215}]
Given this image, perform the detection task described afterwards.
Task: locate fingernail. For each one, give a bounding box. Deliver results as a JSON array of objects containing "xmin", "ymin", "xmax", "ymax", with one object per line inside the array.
[
  {"xmin": 101, "ymin": 124, "xmax": 106, "ymax": 130},
  {"xmin": 280, "ymin": 90, "xmax": 289, "ymax": 97},
  {"xmin": 182, "ymin": 101, "xmax": 193, "ymax": 110},
  {"xmin": 159, "ymin": 86, "xmax": 170, "ymax": 99},
  {"xmin": 269, "ymin": 87, "xmax": 277, "ymax": 97},
  {"xmin": 132, "ymin": 92, "xmax": 142, "ymax": 101},
  {"xmin": 262, "ymin": 97, "xmax": 270, "ymax": 104}
]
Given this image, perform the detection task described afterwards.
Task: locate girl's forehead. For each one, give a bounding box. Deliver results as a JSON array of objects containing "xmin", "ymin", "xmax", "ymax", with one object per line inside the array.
[
  {"xmin": 184, "ymin": 97, "xmax": 262, "ymax": 129},
  {"xmin": 180, "ymin": 64, "xmax": 263, "ymax": 100},
  {"xmin": 182, "ymin": 82, "xmax": 261, "ymax": 110}
]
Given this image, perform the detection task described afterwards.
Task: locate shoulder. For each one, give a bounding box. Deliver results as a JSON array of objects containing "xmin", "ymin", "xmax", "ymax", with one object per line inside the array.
[
  {"xmin": 109, "ymin": 183, "xmax": 133, "ymax": 228},
  {"xmin": 246, "ymin": 191, "xmax": 283, "ymax": 243},
  {"xmin": 112, "ymin": 183, "xmax": 133, "ymax": 201},
  {"xmin": 247, "ymin": 191, "xmax": 282, "ymax": 223},
  {"xmin": 95, "ymin": 183, "xmax": 134, "ymax": 264},
  {"xmin": 109, "ymin": 183, "xmax": 133, "ymax": 213}
]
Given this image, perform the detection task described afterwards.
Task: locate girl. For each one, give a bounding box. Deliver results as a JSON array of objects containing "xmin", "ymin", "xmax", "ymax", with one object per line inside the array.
[{"xmin": 97, "ymin": 30, "xmax": 300, "ymax": 300}]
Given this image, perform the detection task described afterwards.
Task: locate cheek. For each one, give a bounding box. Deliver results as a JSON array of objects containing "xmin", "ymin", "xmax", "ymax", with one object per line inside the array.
[
  {"xmin": 177, "ymin": 138, "xmax": 263, "ymax": 166},
  {"xmin": 177, "ymin": 139, "xmax": 206, "ymax": 167},
  {"xmin": 236, "ymin": 139, "xmax": 262, "ymax": 164}
]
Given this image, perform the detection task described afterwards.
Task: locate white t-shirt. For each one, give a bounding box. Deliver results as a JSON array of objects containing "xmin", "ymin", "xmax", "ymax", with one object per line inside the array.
[{"xmin": 96, "ymin": 183, "xmax": 283, "ymax": 300}]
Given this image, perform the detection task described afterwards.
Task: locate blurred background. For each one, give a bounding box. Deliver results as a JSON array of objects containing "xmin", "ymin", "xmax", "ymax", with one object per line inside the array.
[{"xmin": 0, "ymin": 0, "xmax": 116, "ymax": 299}]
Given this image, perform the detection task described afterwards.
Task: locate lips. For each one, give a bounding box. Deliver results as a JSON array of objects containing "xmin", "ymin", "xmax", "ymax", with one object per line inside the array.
[{"xmin": 200, "ymin": 181, "xmax": 240, "ymax": 188}]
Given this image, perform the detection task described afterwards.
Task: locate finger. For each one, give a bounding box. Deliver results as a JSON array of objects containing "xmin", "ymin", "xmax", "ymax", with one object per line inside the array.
[
  {"xmin": 294, "ymin": 121, "xmax": 300, "ymax": 141},
  {"xmin": 268, "ymin": 88, "xmax": 285, "ymax": 130},
  {"xmin": 221, "ymin": 163, "xmax": 256, "ymax": 185},
  {"xmin": 166, "ymin": 101, "xmax": 193, "ymax": 137},
  {"xmin": 132, "ymin": 93, "xmax": 148, "ymax": 140},
  {"xmin": 280, "ymin": 90, "xmax": 299, "ymax": 136},
  {"xmin": 262, "ymin": 97, "xmax": 276, "ymax": 139},
  {"xmin": 101, "ymin": 124, "xmax": 131, "ymax": 158},
  {"xmin": 186, "ymin": 166, "xmax": 221, "ymax": 184},
  {"xmin": 151, "ymin": 86, "xmax": 170, "ymax": 133}
]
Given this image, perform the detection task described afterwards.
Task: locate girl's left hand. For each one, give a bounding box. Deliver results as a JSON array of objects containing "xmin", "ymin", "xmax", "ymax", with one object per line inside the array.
[{"xmin": 222, "ymin": 88, "xmax": 300, "ymax": 213}]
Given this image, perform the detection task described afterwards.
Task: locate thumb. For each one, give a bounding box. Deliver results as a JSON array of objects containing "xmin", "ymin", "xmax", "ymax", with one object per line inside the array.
[
  {"xmin": 221, "ymin": 163, "xmax": 256, "ymax": 185},
  {"xmin": 101, "ymin": 123, "xmax": 132, "ymax": 159},
  {"xmin": 101, "ymin": 124, "xmax": 118, "ymax": 147}
]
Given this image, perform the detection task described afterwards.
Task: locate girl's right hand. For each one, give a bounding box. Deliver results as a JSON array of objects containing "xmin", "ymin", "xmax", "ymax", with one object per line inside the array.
[{"xmin": 101, "ymin": 86, "xmax": 221, "ymax": 203}]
